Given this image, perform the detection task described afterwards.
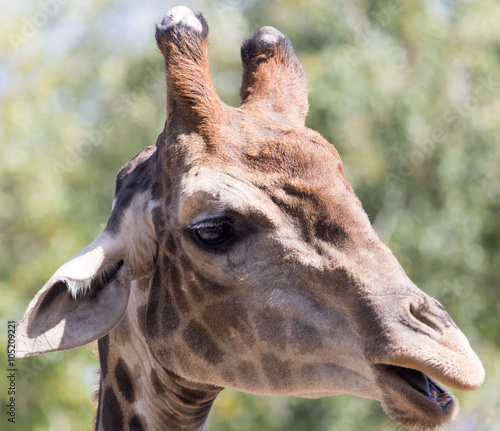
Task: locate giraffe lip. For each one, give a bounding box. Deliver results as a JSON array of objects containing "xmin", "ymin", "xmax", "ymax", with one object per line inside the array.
[{"xmin": 383, "ymin": 365, "xmax": 454, "ymax": 411}]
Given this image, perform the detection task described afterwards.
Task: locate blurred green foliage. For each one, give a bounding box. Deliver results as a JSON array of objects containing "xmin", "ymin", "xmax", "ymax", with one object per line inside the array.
[{"xmin": 1, "ymin": 0, "xmax": 499, "ymax": 430}]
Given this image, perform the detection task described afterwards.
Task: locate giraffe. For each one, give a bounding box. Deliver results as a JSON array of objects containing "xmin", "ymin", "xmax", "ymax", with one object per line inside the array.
[{"xmin": 16, "ymin": 6, "xmax": 484, "ymax": 431}]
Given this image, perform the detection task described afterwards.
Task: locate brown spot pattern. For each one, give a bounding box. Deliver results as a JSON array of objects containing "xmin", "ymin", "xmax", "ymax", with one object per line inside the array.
[
  {"xmin": 152, "ymin": 207, "xmax": 167, "ymax": 241},
  {"xmin": 237, "ymin": 361, "xmax": 258, "ymax": 383},
  {"xmin": 114, "ymin": 312, "xmax": 132, "ymax": 344},
  {"xmin": 256, "ymin": 309, "xmax": 287, "ymax": 350},
  {"xmin": 115, "ymin": 357, "xmax": 135, "ymax": 403},
  {"xmin": 129, "ymin": 414, "xmax": 145, "ymax": 431},
  {"xmin": 101, "ymin": 387, "xmax": 124, "ymax": 430},
  {"xmin": 290, "ymin": 320, "xmax": 323, "ymax": 354},
  {"xmin": 261, "ymin": 353, "xmax": 292, "ymax": 390},
  {"xmin": 182, "ymin": 321, "xmax": 225, "ymax": 365},
  {"xmin": 202, "ymin": 301, "xmax": 256, "ymax": 348},
  {"xmin": 146, "ymin": 269, "xmax": 180, "ymax": 340},
  {"xmin": 98, "ymin": 335, "xmax": 110, "ymax": 379}
]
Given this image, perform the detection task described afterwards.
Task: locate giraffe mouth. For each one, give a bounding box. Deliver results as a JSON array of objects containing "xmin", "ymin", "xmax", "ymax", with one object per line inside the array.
[
  {"xmin": 387, "ymin": 365, "xmax": 453, "ymax": 411},
  {"xmin": 374, "ymin": 364, "xmax": 457, "ymax": 430}
]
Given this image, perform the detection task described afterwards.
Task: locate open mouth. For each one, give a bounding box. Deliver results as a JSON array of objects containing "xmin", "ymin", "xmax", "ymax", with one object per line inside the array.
[
  {"xmin": 386, "ymin": 365, "xmax": 453, "ymax": 411},
  {"xmin": 375, "ymin": 363, "xmax": 460, "ymax": 430}
]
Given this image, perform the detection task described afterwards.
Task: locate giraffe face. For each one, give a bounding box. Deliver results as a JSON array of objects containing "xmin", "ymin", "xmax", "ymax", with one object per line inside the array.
[
  {"xmin": 141, "ymin": 107, "xmax": 482, "ymax": 430},
  {"xmin": 16, "ymin": 7, "xmax": 484, "ymax": 431},
  {"xmin": 145, "ymin": 125, "xmax": 378, "ymax": 401}
]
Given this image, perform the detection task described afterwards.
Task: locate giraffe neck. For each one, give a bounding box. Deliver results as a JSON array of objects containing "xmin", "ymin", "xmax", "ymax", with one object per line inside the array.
[{"xmin": 94, "ymin": 280, "xmax": 222, "ymax": 431}]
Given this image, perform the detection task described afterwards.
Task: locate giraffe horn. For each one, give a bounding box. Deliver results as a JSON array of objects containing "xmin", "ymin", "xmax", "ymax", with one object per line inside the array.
[
  {"xmin": 155, "ymin": 7, "xmax": 226, "ymax": 131},
  {"xmin": 240, "ymin": 26, "xmax": 309, "ymax": 126}
]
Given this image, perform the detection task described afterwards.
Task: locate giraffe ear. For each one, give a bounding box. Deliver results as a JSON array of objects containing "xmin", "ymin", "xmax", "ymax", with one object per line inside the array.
[{"xmin": 15, "ymin": 233, "xmax": 131, "ymax": 358}]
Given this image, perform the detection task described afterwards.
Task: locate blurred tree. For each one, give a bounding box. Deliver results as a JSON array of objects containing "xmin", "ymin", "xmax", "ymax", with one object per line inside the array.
[{"xmin": 1, "ymin": 0, "xmax": 499, "ymax": 430}]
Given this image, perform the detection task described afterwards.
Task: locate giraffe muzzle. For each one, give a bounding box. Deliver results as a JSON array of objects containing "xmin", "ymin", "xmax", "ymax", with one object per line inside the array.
[{"xmin": 362, "ymin": 293, "xmax": 485, "ymax": 429}]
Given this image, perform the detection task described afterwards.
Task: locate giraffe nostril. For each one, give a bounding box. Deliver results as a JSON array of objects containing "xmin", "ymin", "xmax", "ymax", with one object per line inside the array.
[{"xmin": 409, "ymin": 302, "xmax": 443, "ymax": 334}]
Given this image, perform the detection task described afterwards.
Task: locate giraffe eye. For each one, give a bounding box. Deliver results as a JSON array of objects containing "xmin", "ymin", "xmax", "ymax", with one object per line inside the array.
[{"xmin": 190, "ymin": 217, "xmax": 235, "ymax": 249}]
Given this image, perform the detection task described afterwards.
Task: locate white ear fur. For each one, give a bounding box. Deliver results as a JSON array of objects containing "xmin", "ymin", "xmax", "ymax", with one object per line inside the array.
[{"xmin": 16, "ymin": 233, "xmax": 131, "ymax": 358}]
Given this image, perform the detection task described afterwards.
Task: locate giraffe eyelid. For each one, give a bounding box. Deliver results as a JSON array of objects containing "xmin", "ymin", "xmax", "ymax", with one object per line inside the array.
[{"xmin": 187, "ymin": 216, "xmax": 235, "ymax": 231}]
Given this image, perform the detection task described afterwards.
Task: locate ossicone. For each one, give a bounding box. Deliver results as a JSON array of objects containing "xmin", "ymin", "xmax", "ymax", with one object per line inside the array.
[
  {"xmin": 240, "ymin": 26, "xmax": 309, "ymax": 126},
  {"xmin": 155, "ymin": 6, "xmax": 226, "ymax": 130}
]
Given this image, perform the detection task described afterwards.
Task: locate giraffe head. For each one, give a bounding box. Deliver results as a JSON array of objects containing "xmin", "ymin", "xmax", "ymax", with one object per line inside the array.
[{"xmin": 16, "ymin": 7, "xmax": 484, "ymax": 430}]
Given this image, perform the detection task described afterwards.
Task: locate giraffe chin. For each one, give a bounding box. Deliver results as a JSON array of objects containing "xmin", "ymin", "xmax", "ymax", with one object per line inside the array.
[{"xmin": 375, "ymin": 364, "xmax": 458, "ymax": 430}]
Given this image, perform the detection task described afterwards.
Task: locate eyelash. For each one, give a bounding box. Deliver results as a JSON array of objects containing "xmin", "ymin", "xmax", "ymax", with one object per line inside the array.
[{"xmin": 188, "ymin": 217, "xmax": 236, "ymax": 250}]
